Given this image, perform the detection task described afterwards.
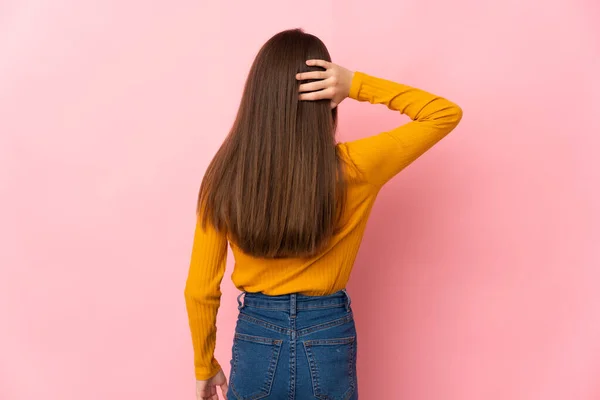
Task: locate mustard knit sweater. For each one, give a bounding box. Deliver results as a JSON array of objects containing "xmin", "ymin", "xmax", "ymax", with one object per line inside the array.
[{"xmin": 184, "ymin": 71, "xmax": 463, "ymax": 380}]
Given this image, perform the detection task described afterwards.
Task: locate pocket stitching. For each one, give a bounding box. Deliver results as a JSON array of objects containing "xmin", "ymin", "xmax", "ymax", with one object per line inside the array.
[
  {"xmin": 235, "ymin": 332, "xmax": 283, "ymax": 345},
  {"xmin": 297, "ymin": 313, "xmax": 354, "ymax": 337},
  {"xmin": 238, "ymin": 312, "xmax": 290, "ymax": 335},
  {"xmin": 304, "ymin": 336, "xmax": 355, "ymax": 346}
]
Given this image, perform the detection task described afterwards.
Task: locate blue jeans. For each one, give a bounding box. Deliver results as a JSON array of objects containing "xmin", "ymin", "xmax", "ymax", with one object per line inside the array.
[{"xmin": 226, "ymin": 289, "xmax": 359, "ymax": 400}]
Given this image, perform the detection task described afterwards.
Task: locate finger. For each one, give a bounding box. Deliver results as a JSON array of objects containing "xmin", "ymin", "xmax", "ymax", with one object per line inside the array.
[
  {"xmin": 306, "ymin": 59, "xmax": 331, "ymax": 68},
  {"xmin": 220, "ymin": 381, "xmax": 229, "ymax": 399},
  {"xmin": 296, "ymin": 70, "xmax": 328, "ymax": 81},
  {"xmin": 299, "ymin": 87, "xmax": 334, "ymax": 101},
  {"xmin": 197, "ymin": 385, "xmax": 213, "ymax": 399},
  {"xmin": 212, "ymin": 385, "xmax": 220, "ymax": 399},
  {"xmin": 298, "ymin": 78, "xmax": 329, "ymax": 93},
  {"xmin": 200, "ymin": 389, "xmax": 217, "ymax": 400}
]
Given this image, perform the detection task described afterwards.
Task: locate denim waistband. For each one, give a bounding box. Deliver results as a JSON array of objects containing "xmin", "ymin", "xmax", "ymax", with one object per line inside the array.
[{"xmin": 237, "ymin": 289, "xmax": 352, "ymax": 314}]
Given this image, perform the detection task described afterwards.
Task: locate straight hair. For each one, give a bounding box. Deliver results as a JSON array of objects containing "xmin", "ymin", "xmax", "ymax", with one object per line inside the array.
[{"xmin": 197, "ymin": 28, "xmax": 347, "ymax": 259}]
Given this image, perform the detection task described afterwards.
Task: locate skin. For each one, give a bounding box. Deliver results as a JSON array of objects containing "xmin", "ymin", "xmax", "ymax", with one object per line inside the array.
[
  {"xmin": 297, "ymin": 59, "xmax": 355, "ymax": 109},
  {"xmin": 194, "ymin": 58, "xmax": 354, "ymax": 400}
]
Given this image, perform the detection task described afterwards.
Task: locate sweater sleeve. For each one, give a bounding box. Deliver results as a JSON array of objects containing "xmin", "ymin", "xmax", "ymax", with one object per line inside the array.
[
  {"xmin": 183, "ymin": 208, "xmax": 228, "ymax": 381},
  {"xmin": 341, "ymin": 71, "xmax": 463, "ymax": 188}
]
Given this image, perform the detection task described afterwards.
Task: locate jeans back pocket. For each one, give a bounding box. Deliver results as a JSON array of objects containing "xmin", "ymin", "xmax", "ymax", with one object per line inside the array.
[
  {"xmin": 302, "ymin": 336, "xmax": 357, "ymax": 400},
  {"xmin": 229, "ymin": 332, "xmax": 283, "ymax": 400}
]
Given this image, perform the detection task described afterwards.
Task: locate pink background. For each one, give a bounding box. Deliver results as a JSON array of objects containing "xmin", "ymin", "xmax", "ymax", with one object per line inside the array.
[{"xmin": 1, "ymin": 1, "xmax": 599, "ymax": 399}]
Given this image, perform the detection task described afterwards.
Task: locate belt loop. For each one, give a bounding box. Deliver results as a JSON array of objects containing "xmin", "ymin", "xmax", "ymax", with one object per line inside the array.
[
  {"xmin": 237, "ymin": 291, "xmax": 245, "ymax": 310},
  {"xmin": 290, "ymin": 293, "xmax": 297, "ymax": 318},
  {"xmin": 342, "ymin": 288, "xmax": 351, "ymax": 312}
]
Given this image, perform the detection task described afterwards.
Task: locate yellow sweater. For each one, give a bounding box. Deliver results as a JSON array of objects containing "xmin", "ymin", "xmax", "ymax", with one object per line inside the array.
[{"xmin": 184, "ymin": 71, "xmax": 463, "ymax": 380}]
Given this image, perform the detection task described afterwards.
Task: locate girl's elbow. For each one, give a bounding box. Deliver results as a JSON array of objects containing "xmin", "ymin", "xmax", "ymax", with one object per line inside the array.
[
  {"xmin": 453, "ymin": 104, "xmax": 463, "ymax": 124},
  {"xmin": 448, "ymin": 104, "xmax": 463, "ymax": 130}
]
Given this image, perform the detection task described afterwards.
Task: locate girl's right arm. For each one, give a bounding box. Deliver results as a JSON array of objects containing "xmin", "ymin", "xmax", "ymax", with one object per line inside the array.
[
  {"xmin": 297, "ymin": 61, "xmax": 463, "ymax": 188},
  {"xmin": 341, "ymin": 71, "xmax": 463, "ymax": 188}
]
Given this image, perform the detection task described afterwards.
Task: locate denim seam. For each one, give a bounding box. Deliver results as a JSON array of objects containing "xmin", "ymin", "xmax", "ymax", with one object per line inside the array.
[
  {"xmin": 238, "ymin": 312, "xmax": 290, "ymax": 335},
  {"xmin": 234, "ymin": 332, "xmax": 284, "ymax": 346},
  {"xmin": 230, "ymin": 339, "xmax": 240, "ymax": 399},
  {"xmin": 243, "ymin": 303, "xmax": 346, "ymax": 311},
  {"xmin": 303, "ymin": 343, "xmax": 321, "ymax": 397},
  {"xmin": 350, "ymin": 340, "xmax": 357, "ymax": 396},
  {"xmin": 297, "ymin": 313, "xmax": 354, "ymax": 337},
  {"xmin": 344, "ymin": 340, "xmax": 357, "ymax": 399},
  {"xmin": 289, "ymin": 294, "xmax": 297, "ymax": 400},
  {"xmin": 303, "ymin": 336, "xmax": 355, "ymax": 346},
  {"xmin": 300, "ymin": 303, "xmax": 345, "ymax": 310},
  {"xmin": 264, "ymin": 340, "xmax": 282, "ymax": 398}
]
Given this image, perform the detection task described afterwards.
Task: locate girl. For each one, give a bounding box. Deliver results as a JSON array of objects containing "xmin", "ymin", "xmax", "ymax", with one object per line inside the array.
[{"xmin": 185, "ymin": 28, "xmax": 462, "ymax": 400}]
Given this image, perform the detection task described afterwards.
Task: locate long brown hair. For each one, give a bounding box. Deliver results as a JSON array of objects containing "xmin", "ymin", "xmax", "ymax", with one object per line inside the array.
[{"xmin": 197, "ymin": 28, "xmax": 347, "ymax": 259}]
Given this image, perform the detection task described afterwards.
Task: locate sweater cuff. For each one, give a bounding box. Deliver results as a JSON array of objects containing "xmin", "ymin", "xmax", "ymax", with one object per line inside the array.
[
  {"xmin": 195, "ymin": 358, "xmax": 222, "ymax": 381},
  {"xmin": 348, "ymin": 71, "xmax": 365, "ymax": 100}
]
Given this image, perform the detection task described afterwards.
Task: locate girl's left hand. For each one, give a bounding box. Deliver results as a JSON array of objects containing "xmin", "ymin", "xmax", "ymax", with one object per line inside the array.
[
  {"xmin": 196, "ymin": 369, "xmax": 229, "ymax": 400},
  {"xmin": 296, "ymin": 59, "xmax": 354, "ymax": 109}
]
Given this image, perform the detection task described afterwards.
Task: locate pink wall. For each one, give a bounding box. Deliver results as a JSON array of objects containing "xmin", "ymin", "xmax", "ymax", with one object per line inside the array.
[{"xmin": 1, "ymin": 1, "xmax": 599, "ymax": 399}]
